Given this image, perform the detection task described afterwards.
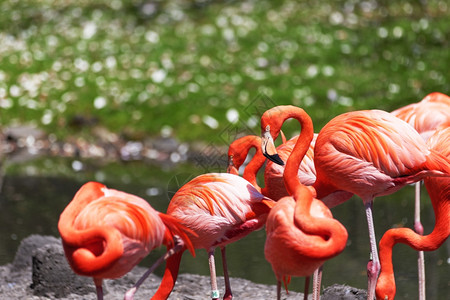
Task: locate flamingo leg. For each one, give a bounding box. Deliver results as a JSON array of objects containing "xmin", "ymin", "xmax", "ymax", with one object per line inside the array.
[
  {"xmin": 276, "ymin": 280, "xmax": 281, "ymax": 300},
  {"xmin": 208, "ymin": 249, "xmax": 220, "ymax": 300},
  {"xmin": 414, "ymin": 182, "xmax": 426, "ymax": 300},
  {"xmin": 124, "ymin": 236, "xmax": 184, "ymax": 300},
  {"xmin": 365, "ymin": 201, "xmax": 380, "ymax": 300},
  {"xmin": 303, "ymin": 276, "xmax": 310, "ymax": 300},
  {"xmin": 312, "ymin": 265, "xmax": 323, "ymax": 300},
  {"xmin": 93, "ymin": 278, "xmax": 103, "ymax": 300},
  {"xmin": 221, "ymin": 247, "xmax": 233, "ymax": 300}
]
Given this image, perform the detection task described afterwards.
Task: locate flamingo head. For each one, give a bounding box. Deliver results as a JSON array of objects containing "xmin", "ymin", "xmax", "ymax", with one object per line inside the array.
[
  {"xmin": 227, "ymin": 135, "xmax": 261, "ymax": 174},
  {"xmin": 375, "ymin": 271, "xmax": 396, "ymax": 300},
  {"xmin": 261, "ymin": 124, "xmax": 284, "ymax": 166}
]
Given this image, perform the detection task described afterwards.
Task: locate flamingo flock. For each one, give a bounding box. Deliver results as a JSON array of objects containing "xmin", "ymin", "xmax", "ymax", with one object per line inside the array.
[{"xmin": 58, "ymin": 92, "xmax": 450, "ymax": 300}]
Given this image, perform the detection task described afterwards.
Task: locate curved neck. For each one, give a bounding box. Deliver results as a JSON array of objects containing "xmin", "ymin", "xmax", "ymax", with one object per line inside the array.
[
  {"xmin": 229, "ymin": 136, "xmax": 266, "ymax": 192},
  {"xmin": 280, "ymin": 108, "xmax": 314, "ymax": 196},
  {"xmin": 242, "ymin": 147, "xmax": 266, "ymax": 192}
]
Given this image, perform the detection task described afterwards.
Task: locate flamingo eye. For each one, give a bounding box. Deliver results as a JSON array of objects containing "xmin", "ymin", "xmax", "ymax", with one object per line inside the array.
[{"xmin": 265, "ymin": 125, "xmax": 270, "ymax": 132}]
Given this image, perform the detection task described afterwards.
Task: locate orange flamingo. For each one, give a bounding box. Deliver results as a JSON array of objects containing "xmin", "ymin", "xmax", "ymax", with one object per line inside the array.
[
  {"xmin": 375, "ymin": 125, "xmax": 450, "ymax": 300},
  {"xmin": 391, "ymin": 91, "xmax": 450, "ymax": 298},
  {"xmin": 152, "ymin": 173, "xmax": 275, "ymax": 300},
  {"xmin": 260, "ymin": 106, "xmax": 348, "ymax": 300},
  {"xmin": 263, "ymin": 106, "xmax": 450, "ymax": 299},
  {"xmin": 58, "ymin": 181, "xmax": 195, "ymax": 300},
  {"xmin": 227, "ymin": 134, "xmax": 316, "ymax": 200}
]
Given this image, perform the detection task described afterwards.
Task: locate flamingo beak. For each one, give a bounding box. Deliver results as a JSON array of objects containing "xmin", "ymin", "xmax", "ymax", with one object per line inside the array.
[{"xmin": 261, "ymin": 128, "xmax": 284, "ymax": 166}]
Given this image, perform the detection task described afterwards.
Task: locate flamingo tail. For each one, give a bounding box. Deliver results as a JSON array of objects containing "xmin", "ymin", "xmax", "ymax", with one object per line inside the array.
[{"xmin": 159, "ymin": 213, "xmax": 196, "ymax": 257}]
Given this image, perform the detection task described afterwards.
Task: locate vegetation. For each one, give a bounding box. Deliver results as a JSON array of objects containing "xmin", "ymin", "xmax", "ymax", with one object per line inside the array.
[{"xmin": 0, "ymin": 0, "xmax": 448, "ymax": 144}]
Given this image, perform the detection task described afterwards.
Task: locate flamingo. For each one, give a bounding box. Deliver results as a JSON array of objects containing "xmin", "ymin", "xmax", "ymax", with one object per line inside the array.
[
  {"xmin": 391, "ymin": 91, "xmax": 450, "ymax": 298},
  {"xmin": 227, "ymin": 134, "xmax": 322, "ymax": 296},
  {"xmin": 262, "ymin": 105, "xmax": 450, "ymax": 299},
  {"xmin": 152, "ymin": 173, "xmax": 275, "ymax": 300},
  {"xmin": 375, "ymin": 125, "xmax": 450, "ymax": 300},
  {"xmin": 58, "ymin": 181, "xmax": 195, "ymax": 300},
  {"xmin": 227, "ymin": 134, "xmax": 316, "ymax": 200},
  {"xmin": 260, "ymin": 106, "xmax": 348, "ymax": 300}
]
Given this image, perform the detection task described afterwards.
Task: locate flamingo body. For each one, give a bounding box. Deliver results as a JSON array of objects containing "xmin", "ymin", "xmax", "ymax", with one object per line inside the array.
[
  {"xmin": 59, "ymin": 182, "xmax": 193, "ymax": 299},
  {"xmin": 391, "ymin": 92, "xmax": 450, "ymax": 141},
  {"xmin": 154, "ymin": 172, "xmax": 274, "ymax": 300},
  {"xmin": 167, "ymin": 173, "xmax": 272, "ymax": 249},
  {"xmin": 260, "ymin": 106, "xmax": 348, "ymax": 299},
  {"xmin": 265, "ymin": 195, "xmax": 340, "ymax": 278},
  {"xmin": 390, "ymin": 92, "xmax": 450, "ymax": 299},
  {"xmin": 314, "ymin": 109, "xmax": 450, "ymax": 205},
  {"xmin": 59, "ymin": 182, "xmax": 165, "ymax": 278},
  {"xmin": 376, "ymin": 126, "xmax": 450, "ymax": 300}
]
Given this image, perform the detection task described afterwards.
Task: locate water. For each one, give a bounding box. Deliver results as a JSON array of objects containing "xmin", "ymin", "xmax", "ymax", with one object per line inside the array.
[{"xmin": 0, "ymin": 157, "xmax": 448, "ymax": 299}]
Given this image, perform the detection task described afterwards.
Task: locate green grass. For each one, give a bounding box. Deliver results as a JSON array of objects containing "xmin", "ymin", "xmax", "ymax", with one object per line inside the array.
[{"xmin": 0, "ymin": 0, "xmax": 448, "ymax": 144}]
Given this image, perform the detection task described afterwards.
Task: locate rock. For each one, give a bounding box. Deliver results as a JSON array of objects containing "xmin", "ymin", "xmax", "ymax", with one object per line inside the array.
[
  {"xmin": 31, "ymin": 243, "xmax": 95, "ymax": 298},
  {"xmin": 13, "ymin": 234, "xmax": 59, "ymax": 270},
  {"xmin": 322, "ymin": 284, "xmax": 367, "ymax": 300},
  {"xmin": 0, "ymin": 235, "xmax": 368, "ymax": 299}
]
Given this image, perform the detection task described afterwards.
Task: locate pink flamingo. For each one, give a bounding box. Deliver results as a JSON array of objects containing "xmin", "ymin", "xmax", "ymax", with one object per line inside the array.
[
  {"xmin": 263, "ymin": 105, "xmax": 450, "ymax": 299},
  {"xmin": 152, "ymin": 173, "xmax": 275, "ymax": 300},
  {"xmin": 260, "ymin": 106, "xmax": 348, "ymax": 300},
  {"xmin": 58, "ymin": 181, "xmax": 195, "ymax": 300},
  {"xmin": 375, "ymin": 125, "xmax": 450, "ymax": 299},
  {"xmin": 391, "ymin": 91, "xmax": 450, "ymax": 298}
]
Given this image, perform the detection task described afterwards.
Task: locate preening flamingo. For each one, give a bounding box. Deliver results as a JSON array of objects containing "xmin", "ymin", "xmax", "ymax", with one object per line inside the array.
[
  {"xmin": 152, "ymin": 173, "xmax": 275, "ymax": 300},
  {"xmin": 375, "ymin": 125, "xmax": 450, "ymax": 300},
  {"xmin": 260, "ymin": 106, "xmax": 348, "ymax": 300},
  {"xmin": 391, "ymin": 91, "xmax": 450, "ymax": 298},
  {"xmin": 263, "ymin": 106, "xmax": 450, "ymax": 300},
  {"xmin": 58, "ymin": 181, "xmax": 195, "ymax": 300},
  {"xmin": 227, "ymin": 134, "xmax": 316, "ymax": 200}
]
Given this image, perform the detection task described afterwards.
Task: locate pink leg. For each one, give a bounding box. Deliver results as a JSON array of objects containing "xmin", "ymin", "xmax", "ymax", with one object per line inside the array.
[
  {"xmin": 124, "ymin": 236, "xmax": 184, "ymax": 300},
  {"xmin": 221, "ymin": 247, "xmax": 233, "ymax": 300},
  {"xmin": 312, "ymin": 265, "xmax": 323, "ymax": 300},
  {"xmin": 209, "ymin": 249, "xmax": 220, "ymax": 300},
  {"xmin": 365, "ymin": 201, "xmax": 380, "ymax": 300},
  {"xmin": 93, "ymin": 278, "xmax": 103, "ymax": 300},
  {"xmin": 414, "ymin": 182, "xmax": 426, "ymax": 300}
]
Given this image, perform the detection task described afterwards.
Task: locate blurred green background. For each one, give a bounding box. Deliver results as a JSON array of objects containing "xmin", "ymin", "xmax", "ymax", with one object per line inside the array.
[{"xmin": 0, "ymin": 0, "xmax": 448, "ymax": 143}]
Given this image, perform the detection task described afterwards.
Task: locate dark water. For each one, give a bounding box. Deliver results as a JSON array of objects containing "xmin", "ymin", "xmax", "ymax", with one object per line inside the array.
[{"xmin": 0, "ymin": 157, "xmax": 448, "ymax": 299}]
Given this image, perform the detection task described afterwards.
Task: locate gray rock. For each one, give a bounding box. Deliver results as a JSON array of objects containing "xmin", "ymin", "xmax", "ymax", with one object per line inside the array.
[
  {"xmin": 31, "ymin": 243, "xmax": 96, "ymax": 298},
  {"xmin": 322, "ymin": 284, "xmax": 367, "ymax": 300},
  {"xmin": 13, "ymin": 234, "xmax": 59, "ymax": 270}
]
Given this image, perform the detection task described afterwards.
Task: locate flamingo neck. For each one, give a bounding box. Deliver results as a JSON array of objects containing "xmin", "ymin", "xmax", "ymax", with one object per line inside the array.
[
  {"xmin": 242, "ymin": 141, "xmax": 267, "ymax": 192},
  {"xmin": 281, "ymin": 109, "xmax": 314, "ymax": 196}
]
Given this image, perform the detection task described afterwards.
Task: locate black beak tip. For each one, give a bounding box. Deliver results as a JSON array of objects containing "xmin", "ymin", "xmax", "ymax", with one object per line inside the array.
[{"xmin": 264, "ymin": 153, "xmax": 285, "ymax": 166}]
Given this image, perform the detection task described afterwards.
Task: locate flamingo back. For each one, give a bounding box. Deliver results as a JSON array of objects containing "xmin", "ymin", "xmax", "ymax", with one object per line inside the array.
[
  {"xmin": 167, "ymin": 173, "xmax": 269, "ymax": 249},
  {"xmin": 392, "ymin": 101, "xmax": 450, "ymax": 141},
  {"xmin": 425, "ymin": 126, "xmax": 450, "ymax": 202}
]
